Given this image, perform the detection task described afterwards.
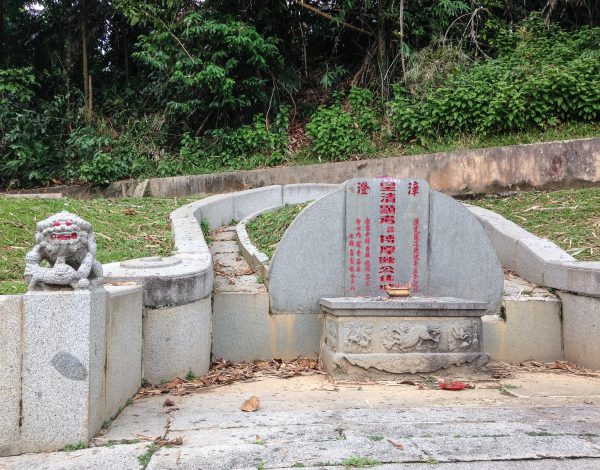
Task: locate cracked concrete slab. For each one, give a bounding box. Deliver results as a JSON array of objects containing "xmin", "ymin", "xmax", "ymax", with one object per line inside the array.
[
  {"xmin": 0, "ymin": 443, "xmax": 146, "ymax": 470},
  {"xmin": 3, "ymin": 374, "xmax": 600, "ymax": 469}
]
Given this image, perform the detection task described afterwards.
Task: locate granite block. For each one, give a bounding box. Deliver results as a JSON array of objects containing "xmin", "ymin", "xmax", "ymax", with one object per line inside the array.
[
  {"xmin": 0, "ymin": 295, "xmax": 23, "ymax": 457},
  {"xmin": 105, "ymin": 285, "xmax": 143, "ymax": 420},
  {"xmin": 21, "ymin": 288, "xmax": 107, "ymax": 452}
]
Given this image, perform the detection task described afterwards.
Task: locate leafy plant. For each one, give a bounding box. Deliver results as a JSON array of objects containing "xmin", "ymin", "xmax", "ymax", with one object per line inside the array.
[{"xmin": 306, "ymin": 88, "xmax": 379, "ymax": 161}]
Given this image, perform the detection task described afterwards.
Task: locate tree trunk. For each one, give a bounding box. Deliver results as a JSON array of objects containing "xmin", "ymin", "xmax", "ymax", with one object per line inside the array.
[
  {"xmin": 81, "ymin": 0, "xmax": 90, "ymax": 116},
  {"xmin": 0, "ymin": 0, "xmax": 4, "ymax": 67},
  {"xmin": 123, "ymin": 31, "xmax": 129, "ymax": 84},
  {"xmin": 377, "ymin": 0, "xmax": 388, "ymax": 104}
]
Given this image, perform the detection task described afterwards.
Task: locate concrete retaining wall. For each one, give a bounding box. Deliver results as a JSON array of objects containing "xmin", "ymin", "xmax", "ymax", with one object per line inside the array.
[
  {"xmin": 142, "ymin": 297, "xmax": 212, "ymax": 385},
  {"xmin": 558, "ymin": 292, "xmax": 600, "ymax": 370},
  {"xmin": 212, "ymin": 293, "xmax": 323, "ymax": 361},
  {"xmin": 107, "ymin": 138, "xmax": 600, "ymax": 198}
]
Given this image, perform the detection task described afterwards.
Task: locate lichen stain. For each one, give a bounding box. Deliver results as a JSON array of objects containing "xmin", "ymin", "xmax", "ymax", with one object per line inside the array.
[{"xmin": 51, "ymin": 351, "xmax": 87, "ymax": 381}]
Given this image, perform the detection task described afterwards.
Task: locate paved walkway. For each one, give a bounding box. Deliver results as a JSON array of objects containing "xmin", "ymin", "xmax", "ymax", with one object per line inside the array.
[{"xmin": 1, "ymin": 372, "xmax": 600, "ymax": 469}]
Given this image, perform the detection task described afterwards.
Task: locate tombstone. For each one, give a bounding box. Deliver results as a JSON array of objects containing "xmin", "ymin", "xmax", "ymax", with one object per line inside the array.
[{"xmin": 268, "ymin": 178, "xmax": 503, "ymax": 377}]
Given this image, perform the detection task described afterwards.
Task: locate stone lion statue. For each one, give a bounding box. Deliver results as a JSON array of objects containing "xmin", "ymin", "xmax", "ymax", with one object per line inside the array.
[{"xmin": 24, "ymin": 211, "xmax": 103, "ymax": 290}]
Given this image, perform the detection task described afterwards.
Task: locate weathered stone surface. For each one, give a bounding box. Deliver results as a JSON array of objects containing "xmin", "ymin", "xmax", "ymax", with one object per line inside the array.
[
  {"xmin": 21, "ymin": 288, "xmax": 107, "ymax": 453},
  {"xmin": 269, "ymin": 189, "xmax": 346, "ymax": 314},
  {"xmin": 429, "ymin": 192, "xmax": 503, "ymax": 313},
  {"xmin": 24, "ymin": 212, "xmax": 103, "ymax": 291},
  {"xmin": 231, "ymin": 186, "xmax": 283, "ymax": 221},
  {"xmin": 212, "ymin": 292, "xmax": 322, "ymax": 361},
  {"xmin": 142, "ymin": 297, "xmax": 211, "ymax": 385},
  {"xmin": 105, "ymin": 285, "xmax": 143, "ymax": 420},
  {"xmin": 107, "ymin": 138, "xmax": 600, "ymax": 198},
  {"xmin": 282, "ymin": 183, "xmax": 341, "ymax": 204},
  {"xmin": 103, "ymin": 255, "xmax": 212, "ymax": 308},
  {"xmin": 320, "ymin": 297, "xmax": 488, "ymax": 317},
  {"xmin": 483, "ymin": 278, "xmax": 562, "ymax": 363},
  {"xmin": 558, "ymin": 291, "xmax": 600, "ymax": 369},
  {"xmin": 320, "ymin": 288, "xmax": 490, "ymax": 379},
  {"xmin": 344, "ymin": 178, "xmax": 430, "ymax": 296},
  {"xmin": 0, "ymin": 295, "xmax": 23, "ymax": 457},
  {"xmin": 0, "ymin": 443, "xmax": 146, "ymax": 470},
  {"xmin": 236, "ymin": 206, "xmax": 283, "ymax": 276},
  {"xmin": 270, "ymin": 179, "xmax": 503, "ymax": 314}
]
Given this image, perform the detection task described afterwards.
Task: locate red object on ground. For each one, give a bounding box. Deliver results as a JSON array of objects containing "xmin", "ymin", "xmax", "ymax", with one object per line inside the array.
[{"xmin": 439, "ymin": 381, "xmax": 466, "ymax": 391}]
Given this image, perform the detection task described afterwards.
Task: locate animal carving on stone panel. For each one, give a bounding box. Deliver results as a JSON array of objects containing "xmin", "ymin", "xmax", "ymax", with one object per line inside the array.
[
  {"xmin": 383, "ymin": 323, "xmax": 441, "ymax": 352},
  {"xmin": 25, "ymin": 211, "xmax": 103, "ymax": 290},
  {"xmin": 343, "ymin": 322, "xmax": 373, "ymax": 352},
  {"xmin": 448, "ymin": 324, "xmax": 479, "ymax": 352}
]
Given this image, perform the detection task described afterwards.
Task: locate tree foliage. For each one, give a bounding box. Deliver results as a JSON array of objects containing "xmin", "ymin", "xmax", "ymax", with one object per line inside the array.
[{"xmin": 1, "ymin": 1, "xmax": 600, "ymax": 187}]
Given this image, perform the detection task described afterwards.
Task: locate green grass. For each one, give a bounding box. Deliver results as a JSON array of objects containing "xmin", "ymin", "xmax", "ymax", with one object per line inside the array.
[
  {"xmin": 290, "ymin": 122, "xmax": 600, "ymax": 166},
  {"xmin": 0, "ymin": 197, "xmax": 196, "ymax": 295},
  {"xmin": 341, "ymin": 455, "xmax": 382, "ymax": 468},
  {"xmin": 138, "ymin": 443, "xmax": 158, "ymax": 469},
  {"xmin": 61, "ymin": 442, "xmax": 87, "ymax": 452},
  {"xmin": 246, "ymin": 202, "xmax": 311, "ymax": 258},
  {"xmin": 472, "ymin": 187, "xmax": 600, "ymax": 261}
]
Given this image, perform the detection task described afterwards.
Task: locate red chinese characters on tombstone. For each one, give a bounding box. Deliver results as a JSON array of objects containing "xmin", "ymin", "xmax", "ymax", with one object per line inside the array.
[
  {"xmin": 355, "ymin": 218, "xmax": 362, "ymax": 274},
  {"xmin": 412, "ymin": 217, "xmax": 420, "ymax": 292},
  {"xmin": 356, "ymin": 181, "xmax": 370, "ymax": 195},
  {"xmin": 364, "ymin": 217, "xmax": 371, "ymax": 287},
  {"xmin": 378, "ymin": 180, "xmax": 397, "ymax": 290},
  {"xmin": 348, "ymin": 233, "xmax": 356, "ymax": 291},
  {"xmin": 408, "ymin": 180, "xmax": 420, "ymax": 197}
]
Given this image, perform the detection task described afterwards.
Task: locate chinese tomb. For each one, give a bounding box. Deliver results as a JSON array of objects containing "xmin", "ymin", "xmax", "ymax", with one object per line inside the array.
[{"xmin": 268, "ymin": 178, "xmax": 504, "ymax": 377}]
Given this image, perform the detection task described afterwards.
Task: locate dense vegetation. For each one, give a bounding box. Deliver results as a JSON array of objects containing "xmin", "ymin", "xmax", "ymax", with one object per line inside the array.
[
  {"xmin": 1, "ymin": 1, "xmax": 600, "ymax": 188},
  {"xmin": 0, "ymin": 196, "xmax": 196, "ymax": 294}
]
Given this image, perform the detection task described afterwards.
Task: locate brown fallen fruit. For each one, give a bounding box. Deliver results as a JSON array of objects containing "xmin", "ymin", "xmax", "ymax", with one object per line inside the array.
[{"xmin": 241, "ymin": 396, "xmax": 260, "ymax": 412}]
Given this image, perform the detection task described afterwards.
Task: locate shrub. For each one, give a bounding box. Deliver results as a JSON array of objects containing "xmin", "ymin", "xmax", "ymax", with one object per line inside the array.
[
  {"xmin": 388, "ymin": 17, "xmax": 600, "ymax": 142},
  {"xmin": 306, "ymin": 87, "xmax": 378, "ymax": 161},
  {"xmin": 179, "ymin": 105, "xmax": 290, "ymax": 172}
]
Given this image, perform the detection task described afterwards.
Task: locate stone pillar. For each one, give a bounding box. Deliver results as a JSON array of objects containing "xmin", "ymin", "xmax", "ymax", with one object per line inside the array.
[{"xmin": 21, "ymin": 288, "xmax": 106, "ymax": 453}]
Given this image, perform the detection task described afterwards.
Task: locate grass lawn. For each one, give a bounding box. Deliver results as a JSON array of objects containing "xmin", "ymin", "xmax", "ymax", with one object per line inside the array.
[
  {"xmin": 471, "ymin": 187, "xmax": 600, "ymax": 262},
  {"xmin": 246, "ymin": 202, "xmax": 310, "ymax": 258},
  {"xmin": 0, "ymin": 197, "xmax": 196, "ymax": 295},
  {"xmin": 246, "ymin": 188, "xmax": 600, "ymax": 263}
]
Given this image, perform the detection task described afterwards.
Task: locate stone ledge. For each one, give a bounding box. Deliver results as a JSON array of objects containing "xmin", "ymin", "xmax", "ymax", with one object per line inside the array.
[
  {"xmin": 468, "ymin": 205, "xmax": 600, "ymax": 297},
  {"xmin": 320, "ymin": 296, "xmax": 488, "ymax": 317},
  {"xmin": 235, "ymin": 205, "xmax": 282, "ymax": 283}
]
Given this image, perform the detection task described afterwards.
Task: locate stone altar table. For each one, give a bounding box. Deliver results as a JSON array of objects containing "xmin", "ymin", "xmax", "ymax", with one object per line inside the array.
[{"xmin": 321, "ymin": 296, "xmax": 489, "ymax": 377}]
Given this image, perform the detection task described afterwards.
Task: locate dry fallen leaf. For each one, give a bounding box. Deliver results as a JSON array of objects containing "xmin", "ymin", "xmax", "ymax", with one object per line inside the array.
[{"xmin": 241, "ymin": 396, "xmax": 260, "ymax": 412}]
